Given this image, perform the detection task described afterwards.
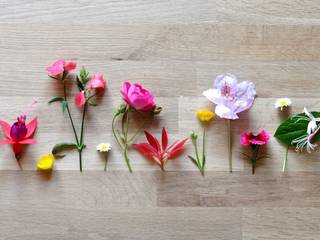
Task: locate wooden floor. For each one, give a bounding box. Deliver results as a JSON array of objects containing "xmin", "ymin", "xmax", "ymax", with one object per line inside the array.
[{"xmin": 1, "ymin": 1, "xmax": 320, "ymax": 239}]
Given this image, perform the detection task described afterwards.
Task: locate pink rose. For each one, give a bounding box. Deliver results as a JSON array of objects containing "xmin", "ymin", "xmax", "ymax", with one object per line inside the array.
[
  {"xmin": 88, "ymin": 73, "xmax": 107, "ymax": 90},
  {"xmin": 75, "ymin": 91, "xmax": 86, "ymax": 107},
  {"xmin": 47, "ymin": 59, "xmax": 77, "ymax": 76},
  {"xmin": 120, "ymin": 82, "xmax": 155, "ymax": 111}
]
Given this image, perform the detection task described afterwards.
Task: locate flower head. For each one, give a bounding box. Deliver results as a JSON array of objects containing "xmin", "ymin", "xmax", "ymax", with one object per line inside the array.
[
  {"xmin": 74, "ymin": 91, "xmax": 86, "ymax": 107},
  {"xmin": 134, "ymin": 128, "xmax": 189, "ymax": 170},
  {"xmin": 196, "ymin": 109, "xmax": 215, "ymax": 122},
  {"xmin": 275, "ymin": 98, "xmax": 292, "ymax": 111},
  {"xmin": 120, "ymin": 82, "xmax": 156, "ymax": 111},
  {"xmin": 0, "ymin": 115, "xmax": 37, "ymax": 158},
  {"xmin": 37, "ymin": 154, "xmax": 55, "ymax": 170},
  {"xmin": 97, "ymin": 143, "xmax": 112, "ymax": 153},
  {"xmin": 203, "ymin": 74, "xmax": 256, "ymax": 120},
  {"xmin": 241, "ymin": 130, "xmax": 270, "ymax": 146},
  {"xmin": 47, "ymin": 59, "xmax": 76, "ymax": 76},
  {"xmin": 88, "ymin": 74, "xmax": 107, "ymax": 90}
]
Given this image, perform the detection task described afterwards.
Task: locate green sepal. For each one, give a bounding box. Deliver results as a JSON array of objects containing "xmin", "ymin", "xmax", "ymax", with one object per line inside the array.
[
  {"xmin": 76, "ymin": 76, "xmax": 85, "ymax": 91},
  {"xmin": 188, "ymin": 155, "xmax": 199, "ymax": 168}
]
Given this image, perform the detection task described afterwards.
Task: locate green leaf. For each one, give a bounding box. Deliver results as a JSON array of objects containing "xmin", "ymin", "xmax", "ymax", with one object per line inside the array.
[
  {"xmin": 274, "ymin": 111, "xmax": 320, "ymax": 146},
  {"xmin": 80, "ymin": 67, "xmax": 89, "ymax": 84},
  {"xmin": 88, "ymin": 101, "xmax": 97, "ymax": 107},
  {"xmin": 188, "ymin": 155, "xmax": 199, "ymax": 168},
  {"xmin": 62, "ymin": 100, "xmax": 68, "ymax": 113},
  {"xmin": 48, "ymin": 96, "xmax": 64, "ymax": 104},
  {"xmin": 52, "ymin": 142, "xmax": 78, "ymax": 158}
]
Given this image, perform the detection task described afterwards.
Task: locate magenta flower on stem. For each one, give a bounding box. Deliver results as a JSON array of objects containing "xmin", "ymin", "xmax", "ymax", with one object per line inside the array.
[
  {"xmin": 203, "ymin": 74, "xmax": 256, "ymax": 172},
  {"xmin": 0, "ymin": 115, "xmax": 37, "ymax": 168},
  {"xmin": 47, "ymin": 59, "xmax": 76, "ymax": 77},
  {"xmin": 112, "ymin": 82, "xmax": 162, "ymax": 172},
  {"xmin": 240, "ymin": 130, "xmax": 270, "ymax": 174}
]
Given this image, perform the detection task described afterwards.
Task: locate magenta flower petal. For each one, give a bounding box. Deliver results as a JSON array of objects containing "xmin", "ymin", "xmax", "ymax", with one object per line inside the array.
[
  {"xmin": 75, "ymin": 91, "xmax": 86, "ymax": 107},
  {"xmin": 88, "ymin": 73, "xmax": 107, "ymax": 90},
  {"xmin": 64, "ymin": 61, "xmax": 77, "ymax": 71},
  {"xmin": 47, "ymin": 59, "xmax": 65, "ymax": 76}
]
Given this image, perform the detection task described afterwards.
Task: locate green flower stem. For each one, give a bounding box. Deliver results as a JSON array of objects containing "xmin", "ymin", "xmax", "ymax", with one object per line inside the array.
[
  {"xmin": 282, "ymin": 145, "xmax": 289, "ymax": 172},
  {"xmin": 104, "ymin": 154, "xmax": 109, "ymax": 172},
  {"xmin": 251, "ymin": 145, "xmax": 260, "ymax": 174},
  {"xmin": 227, "ymin": 119, "xmax": 232, "ymax": 173},
  {"xmin": 192, "ymin": 135, "xmax": 201, "ymax": 169},
  {"xmin": 78, "ymin": 101, "xmax": 88, "ymax": 172},
  {"xmin": 201, "ymin": 126, "xmax": 206, "ymax": 175},
  {"xmin": 111, "ymin": 113, "xmax": 125, "ymax": 150},
  {"xmin": 63, "ymin": 83, "xmax": 79, "ymax": 145},
  {"xmin": 123, "ymin": 110, "xmax": 133, "ymax": 173}
]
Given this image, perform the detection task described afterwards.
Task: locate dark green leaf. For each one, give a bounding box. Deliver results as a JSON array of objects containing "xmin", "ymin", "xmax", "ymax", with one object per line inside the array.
[
  {"xmin": 76, "ymin": 76, "xmax": 85, "ymax": 91},
  {"xmin": 48, "ymin": 75, "xmax": 59, "ymax": 80},
  {"xmin": 48, "ymin": 96, "xmax": 64, "ymax": 104},
  {"xmin": 188, "ymin": 155, "xmax": 199, "ymax": 168},
  {"xmin": 274, "ymin": 112, "xmax": 320, "ymax": 146},
  {"xmin": 80, "ymin": 67, "xmax": 89, "ymax": 83},
  {"xmin": 52, "ymin": 142, "xmax": 78, "ymax": 158}
]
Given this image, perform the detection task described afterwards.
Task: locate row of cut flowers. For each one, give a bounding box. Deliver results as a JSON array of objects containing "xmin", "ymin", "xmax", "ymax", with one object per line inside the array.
[{"xmin": 0, "ymin": 59, "xmax": 319, "ymax": 174}]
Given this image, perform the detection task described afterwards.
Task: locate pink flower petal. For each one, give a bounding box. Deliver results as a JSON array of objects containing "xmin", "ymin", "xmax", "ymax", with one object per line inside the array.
[
  {"xmin": 47, "ymin": 59, "xmax": 65, "ymax": 76},
  {"xmin": 0, "ymin": 120, "xmax": 12, "ymax": 139},
  {"xmin": 19, "ymin": 139, "xmax": 37, "ymax": 144},
  {"xmin": 25, "ymin": 117, "xmax": 37, "ymax": 138},
  {"xmin": 75, "ymin": 91, "xmax": 86, "ymax": 107},
  {"xmin": 64, "ymin": 61, "xmax": 77, "ymax": 71}
]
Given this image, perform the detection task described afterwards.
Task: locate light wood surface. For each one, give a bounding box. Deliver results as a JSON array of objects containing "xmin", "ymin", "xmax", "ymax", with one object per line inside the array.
[{"xmin": 1, "ymin": 1, "xmax": 320, "ymax": 239}]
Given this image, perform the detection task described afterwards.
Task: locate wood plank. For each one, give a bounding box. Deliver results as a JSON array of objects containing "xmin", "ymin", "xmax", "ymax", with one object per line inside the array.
[
  {"xmin": 157, "ymin": 172, "xmax": 320, "ymax": 207},
  {"xmin": 0, "ymin": 171, "xmax": 157, "ymax": 208},
  {"xmin": 1, "ymin": 0, "xmax": 320, "ymax": 25},
  {"xmin": 0, "ymin": 206, "xmax": 242, "ymax": 240},
  {"xmin": 243, "ymin": 208, "xmax": 320, "ymax": 240}
]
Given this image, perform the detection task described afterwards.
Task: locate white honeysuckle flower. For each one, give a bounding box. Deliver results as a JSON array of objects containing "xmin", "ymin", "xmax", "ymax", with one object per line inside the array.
[
  {"xmin": 304, "ymin": 108, "xmax": 320, "ymax": 134},
  {"xmin": 96, "ymin": 143, "xmax": 112, "ymax": 153},
  {"xmin": 275, "ymin": 98, "xmax": 292, "ymax": 111}
]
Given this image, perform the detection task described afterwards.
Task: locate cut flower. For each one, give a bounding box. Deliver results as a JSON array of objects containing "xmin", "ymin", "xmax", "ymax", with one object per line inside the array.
[
  {"xmin": 37, "ymin": 154, "xmax": 55, "ymax": 170},
  {"xmin": 196, "ymin": 109, "xmax": 215, "ymax": 122},
  {"xmin": 97, "ymin": 142, "xmax": 111, "ymax": 153},
  {"xmin": 275, "ymin": 98, "xmax": 292, "ymax": 111},
  {"xmin": 134, "ymin": 128, "xmax": 188, "ymax": 170}
]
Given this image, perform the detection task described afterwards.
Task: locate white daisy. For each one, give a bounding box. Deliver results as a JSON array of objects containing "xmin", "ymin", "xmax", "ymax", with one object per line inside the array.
[
  {"xmin": 275, "ymin": 98, "xmax": 292, "ymax": 111},
  {"xmin": 96, "ymin": 143, "xmax": 111, "ymax": 153}
]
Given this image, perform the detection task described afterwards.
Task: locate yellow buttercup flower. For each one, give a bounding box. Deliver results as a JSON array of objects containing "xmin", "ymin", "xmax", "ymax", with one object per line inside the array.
[
  {"xmin": 37, "ymin": 154, "xmax": 55, "ymax": 170},
  {"xmin": 196, "ymin": 109, "xmax": 215, "ymax": 122}
]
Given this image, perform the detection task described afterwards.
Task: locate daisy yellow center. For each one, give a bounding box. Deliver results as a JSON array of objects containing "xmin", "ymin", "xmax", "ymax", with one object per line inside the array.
[
  {"xmin": 280, "ymin": 100, "xmax": 288, "ymax": 106},
  {"xmin": 101, "ymin": 145, "xmax": 108, "ymax": 150}
]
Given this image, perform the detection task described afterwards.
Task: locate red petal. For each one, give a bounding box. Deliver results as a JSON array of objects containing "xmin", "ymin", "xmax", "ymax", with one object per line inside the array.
[
  {"xmin": 26, "ymin": 117, "xmax": 38, "ymax": 138},
  {"xmin": 161, "ymin": 128, "xmax": 168, "ymax": 151},
  {"xmin": 19, "ymin": 139, "xmax": 37, "ymax": 144},
  {"xmin": 133, "ymin": 143, "xmax": 158, "ymax": 159},
  {"xmin": 144, "ymin": 131, "xmax": 160, "ymax": 152},
  {"xmin": 166, "ymin": 138, "xmax": 189, "ymax": 159},
  {"xmin": 0, "ymin": 120, "xmax": 12, "ymax": 139},
  {"xmin": 0, "ymin": 139, "xmax": 13, "ymax": 144}
]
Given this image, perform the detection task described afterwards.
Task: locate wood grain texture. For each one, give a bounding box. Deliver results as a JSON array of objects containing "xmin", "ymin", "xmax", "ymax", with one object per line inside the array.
[{"xmin": 1, "ymin": 0, "xmax": 320, "ymax": 239}]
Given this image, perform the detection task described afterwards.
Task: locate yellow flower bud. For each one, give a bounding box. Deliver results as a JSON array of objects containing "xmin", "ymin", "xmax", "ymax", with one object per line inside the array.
[
  {"xmin": 196, "ymin": 109, "xmax": 215, "ymax": 122},
  {"xmin": 37, "ymin": 154, "xmax": 55, "ymax": 170}
]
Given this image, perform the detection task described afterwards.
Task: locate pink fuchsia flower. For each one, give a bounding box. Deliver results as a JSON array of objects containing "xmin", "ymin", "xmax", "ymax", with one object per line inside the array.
[
  {"xmin": 88, "ymin": 73, "xmax": 107, "ymax": 90},
  {"xmin": 241, "ymin": 130, "xmax": 270, "ymax": 146},
  {"xmin": 0, "ymin": 115, "xmax": 37, "ymax": 160},
  {"xmin": 47, "ymin": 59, "xmax": 77, "ymax": 76},
  {"xmin": 120, "ymin": 82, "xmax": 155, "ymax": 111},
  {"xmin": 203, "ymin": 74, "xmax": 256, "ymax": 120},
  {"xmin": 74, "ymin": 91, "xmax": 86, "ymax": 107}
]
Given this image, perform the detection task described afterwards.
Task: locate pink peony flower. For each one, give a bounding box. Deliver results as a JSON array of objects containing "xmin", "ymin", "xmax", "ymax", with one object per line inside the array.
[
  {"xmin": 88, "ymin": 73, "xmax": 107, "ymax": 90},
  {"xmin": 240, "ymin": 130, "xmax": 270, "ymax": 146},
  {"xmin": 75, "ymin": 91, "xmax": 86, "ymax": 107},
  {"xmin": 47, "ymin": 59, "xmax": 77, "ymax": 76},
  {"xmin": 120, "ymin": 82, "xmax": 155, "ymax": 111},
  {"xmin": 203, "ymin": 74, "xmax": 256, "ymax": 120}
]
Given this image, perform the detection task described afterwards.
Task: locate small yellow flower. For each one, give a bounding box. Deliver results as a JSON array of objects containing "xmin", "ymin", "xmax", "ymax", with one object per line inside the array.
[
  {"xmin": 196, "ymin": 109, "xmax": 215, "ymax": 122},
  {"xmin": 275, "ymin": 98, "xmax": 292, "ymax": 111},
  {"xmin": 37, "ymin": 154, "xmax": 55, "ymax": 170}
]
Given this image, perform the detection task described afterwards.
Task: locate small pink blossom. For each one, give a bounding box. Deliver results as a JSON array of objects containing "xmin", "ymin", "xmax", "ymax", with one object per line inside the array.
[
  {"xmin": 203, "ymin": 74, "xmax": 256, "ymax": 120},
  {"xmin": 88, "ymin": 73, "xmax": 107, "ymax": 90},
  {"xmin": 47, "ymin": 59, "xmax": 77, "ymax": 76},
  {"xmin": 120, "ymin": 82, "xmax": 155, "ymax": 111},
  {"xmin": 241, "ymin": 130, "xmax": 270, "ymax": 146},
  {"xmin": 75, "ymin": 91, "xmax": 86, "ymax": 107}
]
